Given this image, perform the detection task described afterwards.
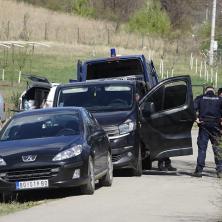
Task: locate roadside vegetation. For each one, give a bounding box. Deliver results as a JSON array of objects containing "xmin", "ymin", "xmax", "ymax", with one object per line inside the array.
[
  {"xmin": 128, "ymin": 1, "xmax": 171, "ymax": 36},
  {"xmin": 0, "ymin": 201, "xmax": 40, "ymax": 216}
]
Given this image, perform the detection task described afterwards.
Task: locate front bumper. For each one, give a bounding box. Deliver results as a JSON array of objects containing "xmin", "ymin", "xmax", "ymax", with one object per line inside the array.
[
  {"xmin": 109, "ymin": 131, "xmax": 138, "ymax": 169},
  {"xmin": 0, "ymin": 159, "xmax": 89, "ymax": 192}
]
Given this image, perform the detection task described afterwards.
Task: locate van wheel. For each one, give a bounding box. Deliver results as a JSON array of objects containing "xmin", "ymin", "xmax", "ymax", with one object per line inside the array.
[
  {"xmin": 132, "ymin": 144, "xmax": 142, "ymax": 176},
  {"xmin": 99, "ymin": 152, "xmax": 113, "ymax": 186},
  {"xmin": 142, "ymin": 155, "xmax": 152, "ymax": 170},
  {"xmin": 81, "ymin": 156, "xmax": 95, "ymax": 195}
]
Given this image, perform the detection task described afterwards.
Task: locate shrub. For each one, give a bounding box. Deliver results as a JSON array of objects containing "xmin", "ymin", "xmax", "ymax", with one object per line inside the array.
[
  {"xmin": 72, "ymin": 0, "xmax": 95, "ymax": 17},
  {"xmin": 128, "ymin": 1, "xmax": 171, "ymax": 36}
]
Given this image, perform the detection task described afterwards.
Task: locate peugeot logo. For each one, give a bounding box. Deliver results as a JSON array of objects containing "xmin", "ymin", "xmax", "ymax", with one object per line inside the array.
[{"xmin": 22, "ymin": 155, "xmax": 37, "ymax": 162}]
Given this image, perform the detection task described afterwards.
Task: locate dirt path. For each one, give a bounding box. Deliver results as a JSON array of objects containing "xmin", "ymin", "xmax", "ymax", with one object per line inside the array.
[{"xmin": 0, "ymin": 129, "xmax": 221, "ymax": 222}]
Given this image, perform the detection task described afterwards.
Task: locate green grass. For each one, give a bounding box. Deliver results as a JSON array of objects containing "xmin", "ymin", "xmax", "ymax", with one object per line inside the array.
[
  {"xmin": 0, "ymin": 47, "xmax": 221, "ymax": 112},
  {"xmin": 0, "ymin": 201, "xmax": 42, "ymax": 216}
]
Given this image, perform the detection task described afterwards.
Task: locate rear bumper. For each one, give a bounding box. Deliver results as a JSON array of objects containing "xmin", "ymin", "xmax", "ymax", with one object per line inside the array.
[{"xmin": 0, "ymin": 160, "xmax": 89, "ymax": 192}]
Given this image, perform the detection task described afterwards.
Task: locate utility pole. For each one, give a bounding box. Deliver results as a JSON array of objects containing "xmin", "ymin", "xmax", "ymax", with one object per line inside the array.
[{"xmin": 209, "ymin": 0, "xmax": 217, "ymax": 66}]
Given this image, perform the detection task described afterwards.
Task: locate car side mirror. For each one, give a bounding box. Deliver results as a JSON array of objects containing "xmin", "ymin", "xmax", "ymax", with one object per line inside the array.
[{"xmin": 142, "ymin": 102, "xmax": 155, "ymax": 118}]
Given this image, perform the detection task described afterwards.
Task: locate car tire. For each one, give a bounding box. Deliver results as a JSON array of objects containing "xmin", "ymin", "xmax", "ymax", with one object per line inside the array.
[
  {"xmin": 99, "ymin": 152, "xmax": 113, "ymax": 187},
  {"xmin": 132, "ymin": 144, "xmax": 142, "ymax": 177},
  {"xmin": 81, "ymin": 156, "xmax": 95, "ymax": 195},
  {"xmin": 0, "ymin": 192, "xmax": 14, "ymax": 203},
  {"xmin": 142, "ymin": 155, "xmax": 152, "ymax": 170}
]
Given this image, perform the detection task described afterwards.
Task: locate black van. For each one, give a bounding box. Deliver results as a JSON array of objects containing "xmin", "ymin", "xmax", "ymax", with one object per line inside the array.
[{"xmin": 53, "ymin": 76, "xmax": 195, "ymax": 176}]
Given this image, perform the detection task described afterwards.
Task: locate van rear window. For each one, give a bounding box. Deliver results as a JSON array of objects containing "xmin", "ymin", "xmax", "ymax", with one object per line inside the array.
[{"xmin": 86, "ymin": 59, "xmax": 143, "ymax": 80}]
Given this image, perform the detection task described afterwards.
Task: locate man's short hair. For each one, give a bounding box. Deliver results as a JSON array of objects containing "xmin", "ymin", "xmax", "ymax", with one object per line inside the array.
[
  {"xmin": 205, "ymin": 85, "xmax": 215, "ymax": 93},
  {"xmin": 218, "ymin": 88, "xmax": 222, "ymax": 96}
]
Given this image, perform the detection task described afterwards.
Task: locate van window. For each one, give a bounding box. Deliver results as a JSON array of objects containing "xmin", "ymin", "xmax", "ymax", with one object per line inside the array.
[
  {"xmin": 145, "ymin": 80, "xmax": 187, "ymax": 113},
  {"xmin": 86, "ymin": 59, "xmax": 143, "ymax": 80}
]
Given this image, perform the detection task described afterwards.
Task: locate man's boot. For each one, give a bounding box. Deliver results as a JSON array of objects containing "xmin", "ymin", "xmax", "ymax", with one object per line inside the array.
[
  {"xmin": 158, "ymin": 161, "xmax": 167, "ymax": 171},
  {"xmin": 166, "ymin": 163, "xmax": 177, "ymax": 171},
  {"xmin": 217, "ymin": 171, "xmax": 222, "ymax": 178},
  {"xmin": 192, "ymin": 168, "xmax": 202, "ymax": 177},
  {"xmin": 165, "ymin": 158, "xmax": 177, "ymax": 171}
]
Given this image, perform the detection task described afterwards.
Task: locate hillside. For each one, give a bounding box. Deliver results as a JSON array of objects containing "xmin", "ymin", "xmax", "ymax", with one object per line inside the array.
[
  {"xmin": 0, "ymin": 0, "xmax": 115, "ymax": 44},
  {"xmin": 0, "ymin": 0, "xmax": 187, "ymax": 53},
  {"xmin": 14, "ymin": 0, "xmax": 222, "ymax": 31}
]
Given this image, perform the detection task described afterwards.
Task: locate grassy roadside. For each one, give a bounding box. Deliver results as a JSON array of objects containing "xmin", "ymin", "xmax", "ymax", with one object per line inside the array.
[{"xmin": 0, "ymin": 201, "xmax": 42, "ymax": 216}]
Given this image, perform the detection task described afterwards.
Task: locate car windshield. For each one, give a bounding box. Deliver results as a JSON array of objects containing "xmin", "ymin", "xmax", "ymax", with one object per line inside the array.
[
  {"xmin": 58, "ymin": 84, "xmax": 133, "ymax": 112},
  {"xmin": 0, "ymin": 112, "xmax": 81, "ymax": 141}
]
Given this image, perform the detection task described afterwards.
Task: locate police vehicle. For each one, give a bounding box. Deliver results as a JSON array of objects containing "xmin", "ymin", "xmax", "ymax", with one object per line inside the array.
[{"xmin": 53, "ymin": 78, "xmax": 195, "ymax": 176}]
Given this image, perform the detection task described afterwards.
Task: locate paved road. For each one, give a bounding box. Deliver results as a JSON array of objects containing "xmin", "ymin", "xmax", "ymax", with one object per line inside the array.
[{"xmin": 1, "ymin": 130, "xmax": 222, "ymax": 222}]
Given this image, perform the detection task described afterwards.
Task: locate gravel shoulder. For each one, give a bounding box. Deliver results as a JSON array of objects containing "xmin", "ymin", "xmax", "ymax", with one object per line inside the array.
[{"xmin": 0, "ymin": 129, "xmax": 221, "ymax": 222}]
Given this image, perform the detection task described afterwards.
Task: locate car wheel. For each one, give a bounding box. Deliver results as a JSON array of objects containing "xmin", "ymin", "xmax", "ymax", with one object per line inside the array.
[
  {"xmin": 142, "ymin": 155, "xmax": 152, "ymax": 170},
  {"xmin": 99, "ymin": 152, "xmax": 113, "ymax": 186},
  {"xmin": 132, "ymin": 144, "xmax": 142, "ymax": 176},
  {"xmin": 0, "ymin": 192, "xmax": 14, "ymax": 203},
  {"xmin": 81, "ymin": 156, "xmax": 95, "ymax": 195}
]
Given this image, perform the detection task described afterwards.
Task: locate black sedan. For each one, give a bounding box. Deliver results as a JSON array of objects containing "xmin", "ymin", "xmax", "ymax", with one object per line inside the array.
[{"xmin": 0, "ymin": 107, "xmax": 112, "ymax": 195}]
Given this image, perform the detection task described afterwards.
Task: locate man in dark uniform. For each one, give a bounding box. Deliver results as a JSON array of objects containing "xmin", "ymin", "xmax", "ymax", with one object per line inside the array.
[{"xmin": 193, "ymin": 86, "xmax": 222, "ymax": 178}]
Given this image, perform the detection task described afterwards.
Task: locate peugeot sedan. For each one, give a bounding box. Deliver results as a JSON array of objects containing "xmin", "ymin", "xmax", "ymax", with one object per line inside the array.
[{"xmin": 0, "ymin": 107, "xmax": 112, "ymax": 196}]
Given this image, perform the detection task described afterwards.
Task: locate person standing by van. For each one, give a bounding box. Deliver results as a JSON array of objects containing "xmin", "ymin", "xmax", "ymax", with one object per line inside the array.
[{"xmin": 193, "ymin": 86, "xmax": 222, "ymax": 178}]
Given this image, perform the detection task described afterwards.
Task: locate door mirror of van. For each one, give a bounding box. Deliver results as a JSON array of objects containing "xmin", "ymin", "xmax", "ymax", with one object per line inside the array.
[{"xmin": 142, "ymin": 102, "xmax": 155, "ymax": 118}]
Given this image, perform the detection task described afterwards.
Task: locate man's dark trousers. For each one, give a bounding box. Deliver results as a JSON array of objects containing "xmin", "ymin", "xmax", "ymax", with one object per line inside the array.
[{"xmin": 197, "ymin": 123, "xmax": 222, "ymax": 173}]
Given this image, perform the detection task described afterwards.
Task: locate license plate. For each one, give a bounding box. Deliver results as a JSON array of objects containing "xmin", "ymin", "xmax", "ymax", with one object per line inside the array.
[{"xmin": 16, "ymin": 180, "xmax": 49, "ymax": 190}]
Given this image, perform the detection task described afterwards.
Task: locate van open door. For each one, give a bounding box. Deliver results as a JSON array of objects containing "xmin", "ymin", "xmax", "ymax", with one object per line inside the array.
[{"xmin": 139, "ymin": 75, "xmax": 195, "ymax": 160}]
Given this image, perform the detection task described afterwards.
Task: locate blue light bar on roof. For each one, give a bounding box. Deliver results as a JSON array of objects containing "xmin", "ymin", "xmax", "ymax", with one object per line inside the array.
[{"xmin": 110, "ymin": 48, "xmax": 116, "ymax": 57}]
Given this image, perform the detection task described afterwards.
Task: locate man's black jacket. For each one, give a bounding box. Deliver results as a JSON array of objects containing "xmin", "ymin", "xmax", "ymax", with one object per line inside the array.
[{"xmin": 194, "ymin": 91, "xmax": 222, "ymax": 122}]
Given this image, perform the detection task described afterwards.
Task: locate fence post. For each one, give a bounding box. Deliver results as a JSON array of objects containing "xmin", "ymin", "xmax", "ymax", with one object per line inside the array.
[
  {"xmin": 210, "ymin": 68, "xmax": 213, "ymax": 83},
  {"xmin": 2, "ymin": 69, "xmax": 4, "ymax": 81},
  {"xmin": 77, "ymin": 27, "xmax": 80, "ymax": 44},
  {"xmin": 44, "ymin": 22, "xmax": 48, "ymax": 41},
  {"xmin": 18, "ymin": 70, "xmax": 21, "ymax": 84},
  {"xmin": 160, "ymin": 59, "xmax": 164, "ymax": 79},
  {"xmin": 190, "ymin": 53, "xmax": 193, "ymax": 70},
  {"xmin": 199, "ymin": 61, "xmax": 203, "ymax": 78},
  {"xmin": 195, "ymin": 58, "xmax": 198, "ymax": 74},
  {"xmin": 107, "ymin": 29, "xmax": 110, "ymax": 45},
  {"xmin": 141, "ymin": 35, "xmax": 144, "ymax": 49},
  {"xmin": 215, "ymin": 72, "xmax": 218, "ymax": 88},
  {"xmin": 6, "ymin": 21, "xmax": 10, "ymax": 40}
]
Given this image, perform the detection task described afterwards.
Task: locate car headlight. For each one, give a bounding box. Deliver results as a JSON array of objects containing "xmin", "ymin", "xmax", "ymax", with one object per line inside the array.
[
  {"xmin": 0, "ymin": 157, "xmax": 6, "ymax": 166},
  {"xmin": 52, "ymin": 145, "xmax": 83, "ymax": 161},
  {"xmin": 119, "ymin": 120, "xmax": 136, "ymax": 135}
]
